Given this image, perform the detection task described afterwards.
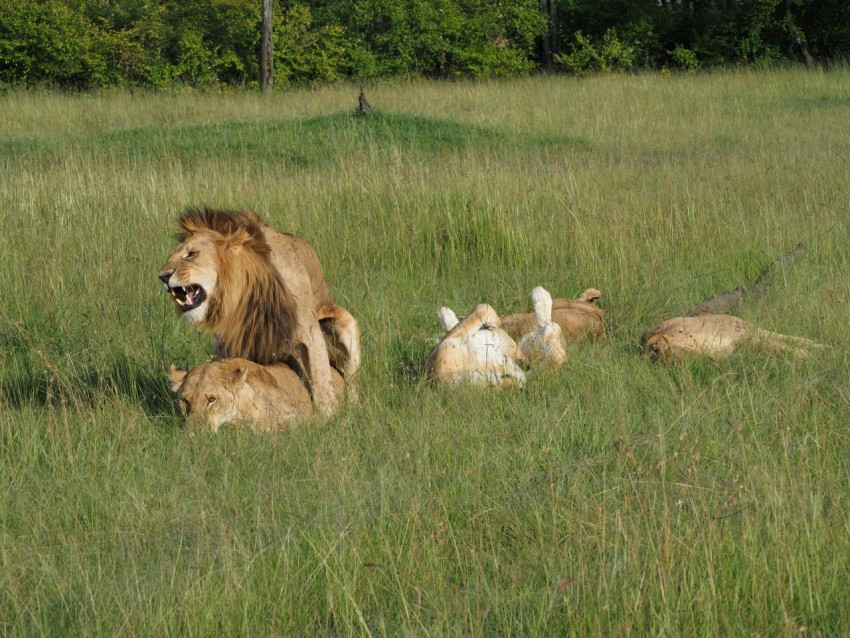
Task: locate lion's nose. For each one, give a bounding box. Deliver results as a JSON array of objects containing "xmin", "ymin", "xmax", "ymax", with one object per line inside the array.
[{"xmin": 158, "ymin": 269, "xmax": 174, "ymax": 285}]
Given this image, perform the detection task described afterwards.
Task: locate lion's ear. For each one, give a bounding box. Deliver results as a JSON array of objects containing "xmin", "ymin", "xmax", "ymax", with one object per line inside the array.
[
  {"xmin": 178, "ymin": 214, "xmax": 205, "ymax": 238},
  {"xmin": 224, "ymin": 228, "xmax": 254, "ymax": 253},
  {"xmin": 168, "ymin": 364, "xmax": 187, "ymax": 392},
  {"xmin": 178, "ymin": 222, "xmax": 196, "ymax": 238}
]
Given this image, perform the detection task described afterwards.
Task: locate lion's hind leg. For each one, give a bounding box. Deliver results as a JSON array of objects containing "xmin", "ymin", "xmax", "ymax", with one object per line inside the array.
[{"xmin": 319, "ymin": 303, "xmax": 362, "ymax": 381}]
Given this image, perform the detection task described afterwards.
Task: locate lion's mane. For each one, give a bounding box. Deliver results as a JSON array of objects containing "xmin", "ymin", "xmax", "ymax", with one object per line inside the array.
[{"xmin": 182, "ymin": 208, "xmax": 299, "ymax": 365}]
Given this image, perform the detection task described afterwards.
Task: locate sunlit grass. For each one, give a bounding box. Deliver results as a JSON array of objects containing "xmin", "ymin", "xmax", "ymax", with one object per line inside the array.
[{"xmin": 1, "ymin": 66, "xmax": 849, "ymax": 634}]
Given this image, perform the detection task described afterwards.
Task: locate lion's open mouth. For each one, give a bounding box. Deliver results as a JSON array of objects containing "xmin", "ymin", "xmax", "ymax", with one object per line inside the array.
[{"xmin": 169, "ymin": 284, "xmax": 207, "ymax": 312}]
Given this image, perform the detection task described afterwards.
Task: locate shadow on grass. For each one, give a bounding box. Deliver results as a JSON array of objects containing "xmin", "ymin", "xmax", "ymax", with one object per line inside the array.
[
  {"xmin": 386, "ymin": 334, "xmax": 433, "ymax": 388},
  {"xmin": 0, "ymin": 351, "xmax": 178, "ymax": 417}
]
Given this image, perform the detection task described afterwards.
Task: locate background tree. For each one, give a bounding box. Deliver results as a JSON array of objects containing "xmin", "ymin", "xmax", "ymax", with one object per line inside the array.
[
  {"xmin": 0, "ymin": 0, "xmax": 847, "ymax": 88},
  {"xmin": 260, "ymin": 0, "xmax": 273, "ymax": 91}
]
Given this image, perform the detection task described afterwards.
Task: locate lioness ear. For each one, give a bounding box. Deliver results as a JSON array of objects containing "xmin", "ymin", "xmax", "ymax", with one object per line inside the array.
[
  {"xmin": 230, "ymin": 365, "xmax": 251, "ymax": 382},
  {"xmin": 168, "ymin": 364, "xmax": 187, "ymax": 392},
  {"xmin": 580, "ymin": 288, "xmax": 602, "ymax": 304}
]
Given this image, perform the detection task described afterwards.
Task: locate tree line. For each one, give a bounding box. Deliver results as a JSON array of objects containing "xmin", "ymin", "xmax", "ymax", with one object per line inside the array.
[{"xmin": 0, "ymin": 0, "xmax": 848, "ymax": 90}]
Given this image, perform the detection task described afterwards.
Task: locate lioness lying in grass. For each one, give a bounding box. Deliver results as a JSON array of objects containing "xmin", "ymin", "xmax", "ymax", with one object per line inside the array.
[
  {"xmin": 425, "ymin": 303, "xmax": 527, "ymax": 388},
  {"xmin": 425, "ymin": 287, "xmax": 574, "ymax": 387},
  {"xmin": 516, "ymin": 287, "xmax": 567, "ymax": 369},
  {"xmin": 500, "ymin": 288, "xmax": 603, "ymax": 341},
  {"xmin": 169, "ymin": 358, "xmax": 345, "ymax": 432},
  {"xmin": 641, "ymin": 314, "xmax": 828, "ymax": 363}
]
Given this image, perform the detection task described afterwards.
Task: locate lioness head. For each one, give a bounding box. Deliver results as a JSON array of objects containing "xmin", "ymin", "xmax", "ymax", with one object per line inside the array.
[
  {"xmin": 168, "ymin": 358, "xmax": 311, "ymax": 432},
  {"xmin": 640, "ymin": 329, "xmax": 674, "ymax": 363}
]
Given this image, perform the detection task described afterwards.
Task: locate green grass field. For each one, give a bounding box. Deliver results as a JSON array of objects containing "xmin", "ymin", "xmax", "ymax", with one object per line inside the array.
[{"xmin": 1, "ymin": 67, "xmax": 849, "ymax": 635}]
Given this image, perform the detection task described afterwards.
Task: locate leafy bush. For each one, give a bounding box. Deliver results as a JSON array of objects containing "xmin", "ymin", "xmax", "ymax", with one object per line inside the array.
[
  {"xmin": 669, "ymin": 44, "xmax": 699, "ymax": 71},
  {"xmin": 273, "ymin": 5, "xmax": 349, "ymax": 86},
  {"xmin": 321, "ymin": 0, "xmax": 546, "ymax": 79},
  {"xmin": 556, "ymin": 29, "xmax": 636, "ymax": 76},
  {"xmin": 0, "ymin": 0, "xmax": 116, "ymax": 88},
  {"xmin": 114, "ymin": 7, "xmax": 181, "ymax": 89},
  {"xmin": 165, "ymin": 0, "xmax": 260, "ymax": 86}
]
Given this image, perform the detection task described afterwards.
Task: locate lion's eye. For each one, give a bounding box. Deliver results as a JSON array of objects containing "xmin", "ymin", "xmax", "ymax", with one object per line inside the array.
[
  {"xmin": 186, "ymin": 250, "xmax": 199, "ymax": 260},
  {"xmin": 206, "ymin": 395, "xmax": 217, "ymax": 405}
]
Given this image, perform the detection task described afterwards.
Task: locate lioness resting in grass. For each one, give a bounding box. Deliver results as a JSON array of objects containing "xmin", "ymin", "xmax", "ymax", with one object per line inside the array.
[
  {"xmin": 425, "ymin": 304, "xmax": 527, "ymax": 388},
  {"xmin": 169, "ymin": 358, "xmax": 345, "ymax": 432},
  {"xmin": 158, "ymin": 208, "xmax": 360, "ymax": 417},
  {"xmin": 641, "ymin": 314, "xmax": 828, "ymax": 363},
  {"xmin": 500, "ymin": 288, "xmax": 603, "ymax": 341},
  {"xmin": 517, "ymin": 287, "xmax": 567, "ymax": 369}
]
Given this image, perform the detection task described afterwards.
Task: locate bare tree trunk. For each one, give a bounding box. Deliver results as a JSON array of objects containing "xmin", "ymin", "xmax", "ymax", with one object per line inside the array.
[
  {"xmin": 785, "ymin": 1, "xmax": 814, "ymax": 66},
  {"xmin": 549, "ymin": 0, "xmax": 558, "ymax": 60},
  {"xmin": 260, "ymin": 0, "xmax": 273, "ymax": 92},
  {"xmin": 539, "ymin": 0, "xmax": 552, "ymax": 69}
]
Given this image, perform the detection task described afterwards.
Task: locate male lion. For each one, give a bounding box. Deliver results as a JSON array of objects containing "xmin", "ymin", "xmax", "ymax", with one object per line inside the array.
[
  {"xmin": 641, "ymin": 314, "xmax": 828, "ymax": 363},
  {"xmin": 169, "ymin": 358, "xmax": 345, "ymax": 432},
  {"xmin": 425, "ymin": 304, "xmax": 527, "ymax": 388},
  {"xmin": 158, "ymin": 208, "xmax": 360, "ymax": 416},
  {"xmin": 500, "ymin": 288, "xmax": 603, "ymax": 341}
]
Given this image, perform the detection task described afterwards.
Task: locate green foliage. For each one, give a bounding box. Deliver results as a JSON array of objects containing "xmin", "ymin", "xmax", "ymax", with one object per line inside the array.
[
  {"xmin": 669, "ymin": 44, "xmax": 699, "ymax": 71},
  {"xmin": 0, "ymin": 0, "xmax": 850, "ymax": 89},
  {"xmin": 165, "ymin": 0, "xmax": 261, "ymax": 86},
  {"xmin": 801, "ymin": 0, "xmax": 850, "ymax": 59},
  {"xmin": 273, "ymin": 5, "xmax": 348, "ymax": 86},
  {"xmin": 0, "ymin": 0, "xmax": 547, "ymax": 87},
  {"xmin": 320, "ymin": 0, "xmax": 546, "ymax": 79},
  {"xmin": 0, "ymin": 0, "xmax": 849, "ymax": 88},
  {"xmin": 555, "ymin": 0, "xmax": 850, "ymax": 71},
  {"xmin": 0, "ymin": 0, "xmax": 116, "ymax": 88},
  {"xmin": 107, "ymin": 5, "xmax": 181, "ymax": 88},
  {"xmin": 556, "ymin": 29, "xmax": 636, "ymax": 76}
]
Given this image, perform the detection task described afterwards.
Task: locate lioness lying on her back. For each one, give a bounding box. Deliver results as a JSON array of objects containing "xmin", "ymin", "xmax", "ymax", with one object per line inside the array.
[
  {"xmin": 516, "ymin": 287, "xmax": 567, "ymax": 369},
  {"xmin": 500, "ymin": 288, "xmax": 603, "ymax": 341},
  {"xmin": 425, "ymin": 304, "xmax": 527, "ymax": 388},
  {"xmin": 169, "ymin": 358, "xmax": 345, "ymax": 432},
  {"xmin": 425, "ymin": 287, "xmax": 576, "ymax": 388}
]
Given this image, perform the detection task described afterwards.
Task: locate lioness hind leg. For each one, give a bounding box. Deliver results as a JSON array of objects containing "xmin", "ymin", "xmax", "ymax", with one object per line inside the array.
[
  {"xmin": 318, "ymin": 303, "xmax": 362, "ymax": 381},
  {"xmin": 437, "ymin": 307, "xmax": 460, "ymax": 332},
  {"xmin": 749, "ymin": 329, "xmax": 830, "ymax": 357},
  {"xmin": 448, "ymin": 304, "xmax": 501, "ymax": 339}
]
